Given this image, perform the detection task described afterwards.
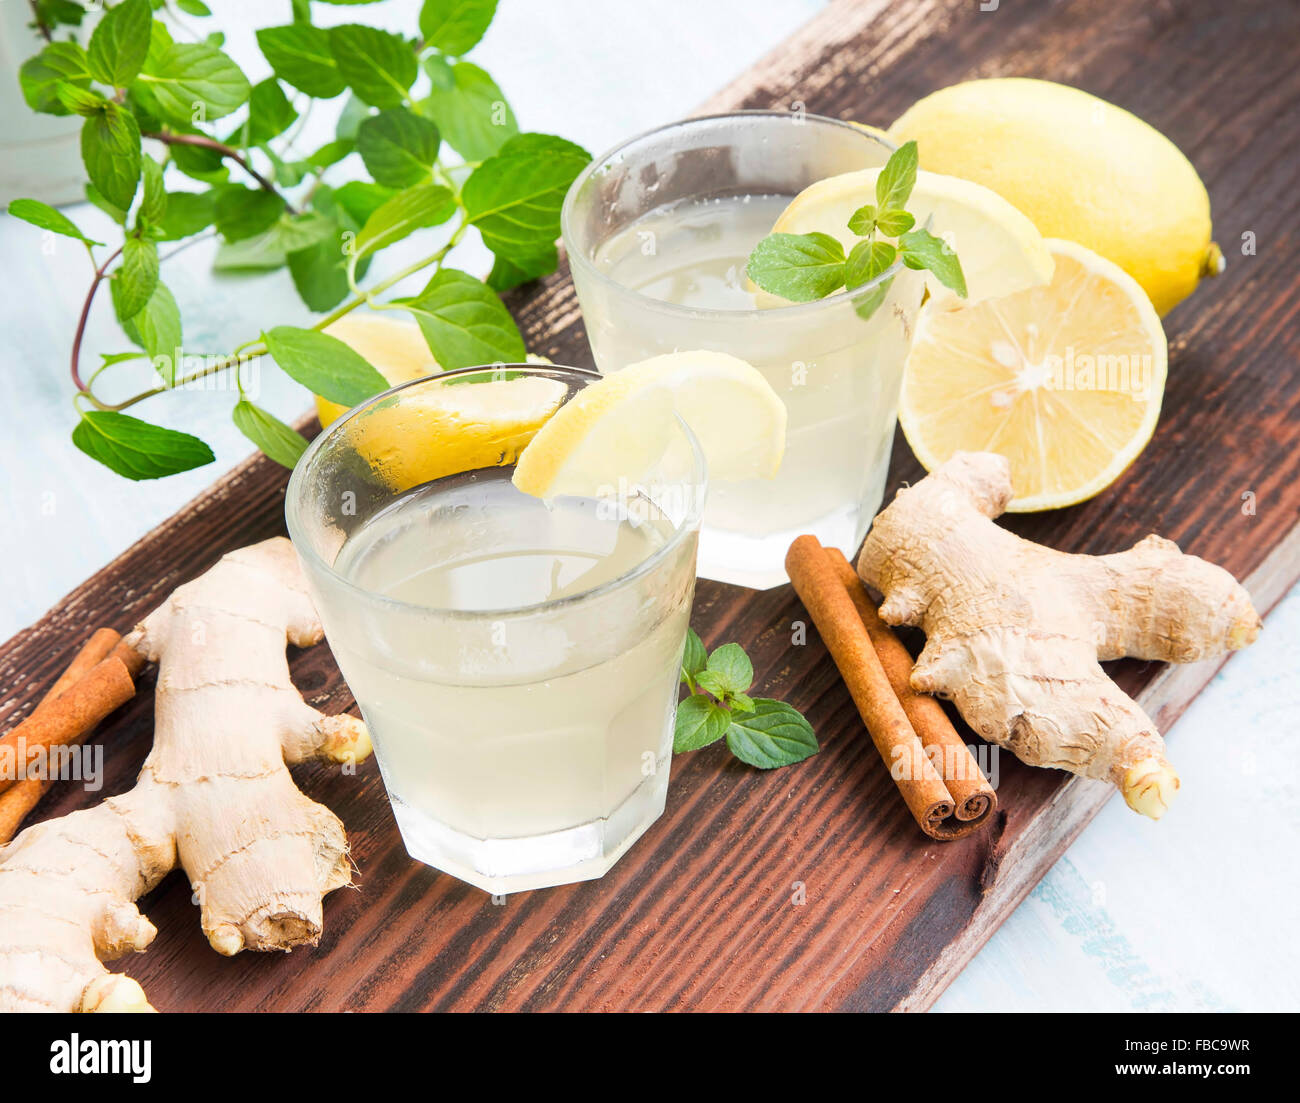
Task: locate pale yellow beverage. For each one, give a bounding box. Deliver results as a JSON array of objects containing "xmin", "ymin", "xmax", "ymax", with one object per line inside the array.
[
  {"xmin": 287, "ymin": 366, "xmax": 704, "ymax": 895},
  {"xmin": 563, "ymin": 113, "xmax": 925, "ymax": 589}
]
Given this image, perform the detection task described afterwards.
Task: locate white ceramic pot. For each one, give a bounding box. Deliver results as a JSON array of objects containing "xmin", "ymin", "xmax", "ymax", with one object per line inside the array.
[{"xmin": 0, "ymin": 6, "xmax": 92, "ymax": 207}]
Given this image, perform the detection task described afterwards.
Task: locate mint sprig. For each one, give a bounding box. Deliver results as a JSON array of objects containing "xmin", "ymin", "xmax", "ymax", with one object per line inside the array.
[
  {"xmin": 746, "ymin": 140, "xmax": 967, "ymax": 319},
  {"xmin": 674, "ymin": 629, "xmax": 818, "ymax": 769}
]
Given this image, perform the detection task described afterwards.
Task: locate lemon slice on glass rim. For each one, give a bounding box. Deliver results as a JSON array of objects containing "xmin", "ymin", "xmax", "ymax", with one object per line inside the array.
[
  {"xmin": 512, "ymin": 351, "xmax": 786, "ymax": 500},
  {"xmin": 898, "ymin": 238, "xmax": 1167, "ymax": 511}
]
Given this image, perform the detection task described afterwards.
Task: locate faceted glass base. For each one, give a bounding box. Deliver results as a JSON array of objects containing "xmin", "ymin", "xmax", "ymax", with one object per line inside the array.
[{"xmin": 391, "ymin": 765, "xmax": 670, "ymax": 895}]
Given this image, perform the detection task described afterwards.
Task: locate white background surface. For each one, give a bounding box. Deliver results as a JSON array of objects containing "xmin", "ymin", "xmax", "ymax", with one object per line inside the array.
[{"xmin": 1, "ymin": 0, "xmax": 1295, "ymax": 1012}]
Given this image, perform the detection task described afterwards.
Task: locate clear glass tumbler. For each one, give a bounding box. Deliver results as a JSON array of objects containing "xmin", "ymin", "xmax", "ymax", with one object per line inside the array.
[
  {"xmin": 286, "ymin": 365, "xmax": 706, "ymax": 894},
  {"xmin": 562, "ymin": 111, "xmax": 927, "ymax": 590}
]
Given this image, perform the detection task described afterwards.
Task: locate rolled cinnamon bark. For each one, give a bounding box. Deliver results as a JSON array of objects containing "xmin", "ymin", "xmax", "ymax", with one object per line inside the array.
[
  {"xmin": 826, "ymin": 548, "xmax": 996, "ymax": 825},
  {"xmin": 786, "ymin": 535, "xmax": 957, "ymax": 835},
  {"xmin": 785, "ymin": 535, "xmax": 995, "ymax": 840},
  {"xmin": 36, "ymin": 628, "xmax": 120, "ymax": 707},
  {"xmin": 0, "ymin": 655, "xmax": 135, "ymax": 801}
]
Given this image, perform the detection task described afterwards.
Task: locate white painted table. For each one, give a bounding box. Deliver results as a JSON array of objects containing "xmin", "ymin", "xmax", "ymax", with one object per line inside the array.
[{"xmin": 0, "ymin": 0, "xmax": 1293, "ymax": 1013}]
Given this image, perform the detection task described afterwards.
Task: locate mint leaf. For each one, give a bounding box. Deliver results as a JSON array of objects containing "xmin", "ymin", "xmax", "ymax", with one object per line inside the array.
[
  {"xmin": 847, "ymin": 204, "xmax": 876, "ymax": 236},
  {"xmin": 57, "ymin": 84, "xmax": 107, "ymax": 116},
  {"xmin": 746, "ymin": 231, "xmax": 846, "ymax": 302},
  {"xmin": 307, "ymin": 138, "xmax": 355, "ymax": 169},
  {"xmin": 419, "ymin": 0, "xmax": 499, "ymax": 55},
  {"xmin": 336, "ymin": 93, "xmax": 372, "ymax": 139},
  {"xmin": 256, "ymin": 24, "xmax": 346, "ymax": 99},
  {"xmin": 875, "ymin": 208, "xmax": 915, "ymax": 237},
  {"xmin": 215, "ymin": 187, "xmax": 286, "ymax": 243},
  {"xmin": 729, "ymin": 692, "xmax": 755, "ymax": 714},
  {"xmin": 87, "ymin": 0, "xmax": 151, "ymax": 88},
  {"xmin": 7, "ymin": 199, "xmax": 103, "ymax": 246},
  {"xmin": 875, "ymin": 140, "xmax": 918, "ymax": 212},
  {"xmin": 139, "ymin": 43, "xmax": 251, "ymax": 123},
  {"xmin": 138, "ymin": 156, "xmax": 166, "ymax": 228},
  {"xmin": 120, "ymin": 280, "xmax": 182, "ymax": 374},
  {"xmin": 232, "ymin": 399, "xmax": 308, "ymax": 468},
  {"xmin": 694, "ymin": 671, "xmax": 730, "ymax": 699},
  {"xmin": 333, "ymin": 181, "xmax": 398, "ymax": 225},
  {"xmin": 81, "ymin": 103, "xmax": 141, "ymax": 211},
  {"xmin": 681, "ymin": 628, "xmax": 708, "ymax": 686},
  {"xmin": 155, "ymin": 191, "xmax": 216, "ymax": 240},
  {"xmin": 844, "ymin": 239, "xmax": 896, "ymax": 291},
  {"xmin": 462, "ymin": 132, "xmax": 590, "ymax": 262},
  {"xmin": 725, "ymin": 699, "xmax": 819, "ymax": 769},
  {"xmin": 329, "ymin": 25, "xmax": 417, "ymax": 108},
  {"xmin": 704, "ymin": 642, "xmax": 754, "ymax": 696},
  {"xmin": 243, "ymin": 78, "xmax": 298, "ymax": 145},
  {"xmin": 357, "ymin": 107, "xmax": 440, "ymax": 188},
  {"xmin": 85, "ymin": 182, "xmax": 129, "ymax": 226},
  {"xmin": 398, "ymin": 267, "xmax": 526, "ymax": 369},
  {"xmin": 353, "ymin": 182, "xmax": 455, "ymax": 260},
  {"xmin": 673, "ymin": 694, "xmax": 731, "ymax": 753},
  {"xmin": 19, "ymin": 42, "xmax": 91, "ymax": 115},
  {"xmin": 73, "ymin": 412, "xmax": 212, "ymax": 480},
  {"xmin": 486, "ymin": 245, "xmax": 556, "ymax": 291},
  {"xmin": 264, "ymin": 325, "xmax": 390, "ymax": 406},
  {"xmin": 899, "ymin": 227, "xmax": 967, "ymax": 297},
  {"xmin": 177, "ymin": 0, "xmax": 213, "ymax": 14},
  {"xmin": 113, "ymin": 238, "xmax": 159, "ymax": 322},
  {"xmin": 288, "ymin": 232, "xmax": 353, "ymax": 312},
  {"xmin": 420, "ymin": 57, "xmax": 516, "ymax": 161},
  {"xmin": 169, "ymin": 133, "xmax": 228, "ymax": 182}
]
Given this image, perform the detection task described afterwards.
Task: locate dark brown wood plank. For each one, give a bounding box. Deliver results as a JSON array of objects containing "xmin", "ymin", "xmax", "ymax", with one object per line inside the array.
[{"xmin": 2, "ymin": 0, "xmax": 1298, "ymax": 1011}]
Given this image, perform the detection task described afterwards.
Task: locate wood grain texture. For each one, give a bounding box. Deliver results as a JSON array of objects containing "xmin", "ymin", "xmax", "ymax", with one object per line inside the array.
[{"xmin": 2, "ymin": 0, "xmax": 1298, "ymax": 1011}]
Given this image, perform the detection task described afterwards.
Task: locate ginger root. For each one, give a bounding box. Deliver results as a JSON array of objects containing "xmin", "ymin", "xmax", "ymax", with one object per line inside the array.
[
  {"xmin": 857, "ymin": 453, "xmax": 1260, "ymax": 818},
  {"xmin": 0, "ymin": 538, "xmax": 370, "ymax": 1012}
]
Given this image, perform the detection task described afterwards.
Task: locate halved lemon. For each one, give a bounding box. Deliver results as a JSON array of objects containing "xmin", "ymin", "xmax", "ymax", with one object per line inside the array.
[
  {"xmin": 766, "ymin": 167, "xmax": 1054, "ymax": 304},
  {"xmin": 899, "ymin": 238, "xmax": 1167, "ymax": 511},
  {"xmin": 512, "ymin": 351, "xmax": 786, "ymax": 500}
]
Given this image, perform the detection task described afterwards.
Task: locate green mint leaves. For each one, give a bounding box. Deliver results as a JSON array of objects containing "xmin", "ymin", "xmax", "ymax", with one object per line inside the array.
[
  {"xmin": 11, "ymin": 1, "xmax": 591, "ymax": 481},
  {"xmin": 745, "ymin": 140, "xmax": 967, "ymax": 318},
  {"xmin": 675, "ymin": 630, "xmax": 818, "ymax": 769}
]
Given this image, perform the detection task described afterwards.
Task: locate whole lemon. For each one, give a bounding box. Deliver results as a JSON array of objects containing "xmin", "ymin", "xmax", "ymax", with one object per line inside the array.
[{"xmin": 888, "ymin": 78, "xmax": 1222, "ymax": 315}]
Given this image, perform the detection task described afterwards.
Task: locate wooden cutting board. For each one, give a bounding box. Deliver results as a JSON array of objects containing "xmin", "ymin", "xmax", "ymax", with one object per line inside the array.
[{"xmin": 2, "ymin": 0, "xmax": 1298, "ymax": 1012}]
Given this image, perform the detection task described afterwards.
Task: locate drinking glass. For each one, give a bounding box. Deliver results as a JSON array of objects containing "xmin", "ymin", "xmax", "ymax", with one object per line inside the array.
[
  {"xmin": 286, "ymin": 365, "xmax": 706, "ymax": 894},
  {"xmin": 562, "ymin": 111, "xmax": 926, "ymax": 589}
]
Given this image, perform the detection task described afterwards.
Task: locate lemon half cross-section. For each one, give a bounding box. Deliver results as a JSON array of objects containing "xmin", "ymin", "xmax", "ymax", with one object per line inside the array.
[
  {"xmin": 768, "ymin": 166, "xmax": 1054, "ymax": 304},
  {"xmin": 512, "ymin": 351, "xmax": 787, "ymax": 500},
  {"xmin": 899, "ymin": 238, "xmax": 1167, "ymax": 511}
]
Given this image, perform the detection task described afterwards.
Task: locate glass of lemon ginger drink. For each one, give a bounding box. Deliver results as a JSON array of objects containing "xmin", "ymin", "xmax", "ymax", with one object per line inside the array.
[
  {"xmin": 562, "ymin": 111, "xmax": 927, "ymax": 589},
  {"xmin": 286, "ymin": 365, "xmax": 705, "ymax": 894}
]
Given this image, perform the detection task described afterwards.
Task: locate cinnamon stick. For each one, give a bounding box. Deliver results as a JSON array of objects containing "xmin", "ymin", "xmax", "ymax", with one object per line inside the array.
[
  {"xmin": 785, "ymin": 535, "xmax": 993, "ymax": 840},
  {"xmin": 0, "ymin": 634, "xmax": 136, "ymax": 810},
  {"xmin": 35, "ymin": 627, "xmax": 120, "ymax": 707},
  {"xmin": 825, "ymin": 548, "xmax": 996, "ymax": 825}
]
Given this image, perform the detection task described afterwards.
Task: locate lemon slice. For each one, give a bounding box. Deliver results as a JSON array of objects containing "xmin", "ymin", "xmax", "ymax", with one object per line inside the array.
[
  {"xmin": 512, "ymin": 351, "xmax": 786, "ymax": 499},
  {"xmin": 899, "ymin": 238, "xmax": 1167, "ymax": 511},
  {"xmin": 767, "ymin": 167, "xmax": 1054, "ymax": 304},
  {"xmin": 318, "ymin": 314, "xmax": 441, "ymax": 428},
  {"xmin": 350, "ymin": 372, "xmax": 566, "ymax": 492}
]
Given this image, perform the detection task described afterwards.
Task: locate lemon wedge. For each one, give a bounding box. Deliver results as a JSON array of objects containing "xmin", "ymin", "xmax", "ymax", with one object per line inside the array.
[
  {"xmin": 349, "ymin": 372, "xmax": 566, "ymax": 492},
  {"xmin": 512, "ymin": 351, "xmax": 786, "ymax": 500},
  {"xmin": 898, "ymin": 238, "xmax": 1167, "ymax": 511},
  {"xmin": 767, "ymin": 166, "xmax": 1054, "ymax": 304}
]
